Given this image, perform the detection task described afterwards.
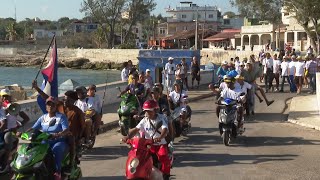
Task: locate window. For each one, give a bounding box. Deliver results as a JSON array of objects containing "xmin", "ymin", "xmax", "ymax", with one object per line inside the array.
[
  {"xmin": 136, "ymin": 28, "xmax": 139, "ymax": 33},
  {"xmin": 208, "ymin": 14, "xmax": 214, "ymax": 18},
  {"xmin": 224, "ymin": 19, "xmax": 230, "ymax": 25},
  {"xmin": 182, "ymin": 14, "xmax": 187, "ymax": 18},
  {"xmin": 160, "ymin": 28, "xmax": 166, "ymax": 34},
  {"xmin": 198, "ymin": 14, "xmax": 201, "ymax": 18}
]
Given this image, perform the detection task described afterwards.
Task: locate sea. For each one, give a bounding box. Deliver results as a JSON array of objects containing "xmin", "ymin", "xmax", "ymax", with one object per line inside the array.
[{"xmin": 0, "ymin": 66, "xmax": 121, "ymax": 89}]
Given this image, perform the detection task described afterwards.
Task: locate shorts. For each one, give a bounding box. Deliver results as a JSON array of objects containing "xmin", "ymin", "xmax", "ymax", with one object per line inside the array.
[
  {"xmin": 294, "ymin": 76, "xmax": 303, "ymax": 84},
  {"xmin": 191, "ymin": 72, "xmax": 200, "ymax": 81}
]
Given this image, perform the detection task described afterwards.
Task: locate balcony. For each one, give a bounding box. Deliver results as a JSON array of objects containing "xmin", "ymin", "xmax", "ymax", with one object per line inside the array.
[{"xmin": 241, "ymin": 24, "xmax": 274, "ymax": 34}]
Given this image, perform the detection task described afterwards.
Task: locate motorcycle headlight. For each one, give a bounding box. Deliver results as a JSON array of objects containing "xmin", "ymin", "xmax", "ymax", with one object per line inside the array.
[
  {"xmin": 16, "ymin": 153, "xmax": 33, "ymax": 168},
  {"xmin": 130, "ymin": 158, "xmax": 139, "ymax": 168},
  {"xmin": 121, "ymin": 105, "xmax": 128, "ymax": 112}
]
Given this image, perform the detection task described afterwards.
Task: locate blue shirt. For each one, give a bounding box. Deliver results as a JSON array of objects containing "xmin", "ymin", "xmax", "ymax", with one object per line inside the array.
[
  {"xmin": 216, "ymin": 66, "xmax": 228, "ymax": 77},
  {"xmin": 32, "ymin": 112, "xmax": 68, "ymax": 134}
]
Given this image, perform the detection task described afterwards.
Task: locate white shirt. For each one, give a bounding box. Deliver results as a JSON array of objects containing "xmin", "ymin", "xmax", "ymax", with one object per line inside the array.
[
  {"xmin": 235, "ymin": 81, "xmax": 252, "ymax": 95},
  {"xmin": 90, "ymin": 95, "xmax": 102, "ymax": 113},
  {"xmin": 121, "ymin": 68, "xmax": 129, "ymax": 81},
  {"xmin": 169, "ymin": 90, "xmax": 188, "ymax": 106},
  {"xmin": 165, "ymin": 63, "xmax": 176, "ymax": 75},
  {"xmin": 220, "ymin": 87, "xmax": 242, "ymax": 101},
  {"xmin": 219, "ymin": 82, "xmax": 227, "ymax": 91},
  {"xmin": 294, "ymin": 61, "xmax": 305, "ymax": 76},
  {"xmin": 74, "ymin": 97, "xmax": 94, "ymax": 113},
  {"xmin": 273, "ymin": 59, "xmax": 281, "ymax": 74},
  {"xmin": 262, "ymin": 58, "xmax": 274, "ymax": 74},
  {"xmin": 136, "ymin": 114, "xmax": 168, "ymax": 145},
  {"xmin": 288, "ymin": 61, "xmax": 296, "ymax": 76},
  {"xmin": 281, "ymin": 61, "xmax": 289, "ymax": 76},
  {"xmin": 235, "ymin": 61, "xmax": 240, "ymax": 72}
]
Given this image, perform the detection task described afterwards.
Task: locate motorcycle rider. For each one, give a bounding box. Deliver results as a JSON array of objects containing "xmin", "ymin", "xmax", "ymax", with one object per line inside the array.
[
  {"xmin": 87, "ymin": 84, "xmax": 102, "ymax": 134},
  {"xmin": 119, "ymin": 73, "xmax": 145, "ymax": 107},
  {"xmin": 216, "ymin": 61, "xmax": 229, "ymax": 84},
  {"xmin": 74, "ymin": 86, "xmax": 95, "ymax": 145},
  {"xmin": 32, "ymin": 80, "xmax": 85, "ymax": 169},
  {"xmin": 26, "ymin": 96, "xmax": 69, "ymax": 180},
  {"xmin": 123, "ymin": 100, "xmax": 171, "ymax": 180},
  {"xmin": 0, "ymin": 89, "xmax": 30, "ymax": 171}
]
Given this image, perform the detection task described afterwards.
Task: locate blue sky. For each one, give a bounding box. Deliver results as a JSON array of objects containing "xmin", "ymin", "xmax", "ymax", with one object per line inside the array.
[{"xmin": 0, "ymin": 0, "xmax": 237, "ymax": 21}]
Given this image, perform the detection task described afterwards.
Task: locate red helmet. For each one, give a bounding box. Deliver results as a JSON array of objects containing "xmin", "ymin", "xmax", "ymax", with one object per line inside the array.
[{"xmin": 142, "ymin": 100, "xmax": 159, "ymax": 111}]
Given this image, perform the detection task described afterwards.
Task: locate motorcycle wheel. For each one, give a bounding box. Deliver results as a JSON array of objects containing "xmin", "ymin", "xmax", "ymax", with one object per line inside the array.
[
  {"xmin": 87, "ymin": 135, "xmax": 96, "ymax": 149},
  {"xmin": 222, "ymin": 131, "xmax": 230, "ymax": 146}
]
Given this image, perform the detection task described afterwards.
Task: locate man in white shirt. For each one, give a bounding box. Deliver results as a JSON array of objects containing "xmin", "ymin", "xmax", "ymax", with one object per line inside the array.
[
  {"xmin": 121, "ymin": 62, "xmax": 129, "ymax": 82},
  {"xmin": 288, "ymin": 55, "xmax": 297, "ymax": 92},
  {"xmin": 262, "ymin": 53, "xmax": 274, "ymax": 92},
  {"xmin": 165, "ymin": 57, "xmax": 176, "ymax": 92},
  {"xmin": 235, "ymin": 75, "xmax": 253, "ymax": 115},
  {"xmin": 234, "ymin": 56, "xmax": 241, "ymax": 73},
  {"xmin": 280, "ymin": 56, "xmax": 290, "ymax": 92},
  {"xmin": 87, "ymin": 84, "xmax": 102, "ymax": 134},
  {"xmin": 271, "ymin": 54, "xmax": 281, "ymax": 92},
  {"xmin": 123, "ymin": 100, "xmax": 171, "ymax": 179},
  {"xmin": 294, "ymin": 56, "xmax": 305, "ymax": 94}
]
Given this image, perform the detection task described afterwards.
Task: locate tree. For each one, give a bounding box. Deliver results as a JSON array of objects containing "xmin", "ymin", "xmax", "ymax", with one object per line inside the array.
[
  {"xmin": 223, "ymin": 11, "xmax": 236, "ymax": 18},
  {"xmin": 285, "ymin": 0, "xmax": 320, "ymax": 54},
  {"xmin": 58, "ymin": 17, "xmax": 71, "ymax": 29},
  {"xmin": 229, "ymin": 0, "xmax": 282, "ymax": 24},
  {"xmin": 5, "ymin": 22, "xmax": 18, "ymax": 41},
  {"xmin": 80, "ymin": 0, "xmax": 126, "ymax": 48}
]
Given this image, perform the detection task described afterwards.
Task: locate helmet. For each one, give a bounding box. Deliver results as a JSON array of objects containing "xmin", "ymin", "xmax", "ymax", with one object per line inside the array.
[
  {"xmin": 75, "ymin": 86, "xmax": 87, "ymax": 93},
  {"xmin": 224, "ymin": 76, "xmax": 236, "ymax": 83},
  {"xmin": 0, "ymin": 89, "xmax": 10, "ymax": 96},
  {"xmin": 142, "ymin": 100, "xmax": 159, "ymax": 111},
  {"xmin": 227, "ymin": 70, "xmax": 238, "ymax": 78}
]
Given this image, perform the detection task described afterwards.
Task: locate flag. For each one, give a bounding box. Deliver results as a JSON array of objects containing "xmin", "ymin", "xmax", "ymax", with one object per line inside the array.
[{"xmin": 37, "ymin": 37, "xmax": 58, "ymax": 113}]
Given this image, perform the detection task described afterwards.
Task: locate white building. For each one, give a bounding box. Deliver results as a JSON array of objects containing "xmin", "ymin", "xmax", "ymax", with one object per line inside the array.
[{"xmin": 33, "ymin": 29, "xmax": 64, "ymax": 39}]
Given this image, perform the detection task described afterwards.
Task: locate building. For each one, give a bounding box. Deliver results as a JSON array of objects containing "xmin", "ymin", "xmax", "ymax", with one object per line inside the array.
[
  {"xmin": 203, "ymin": 29, "xmax": 241, "ymax": 50},
  {"xmin": 67, "ymin": 20, "xmax": 98, "ymax": 34},
  {"xmin": 33, "ymin": 19, "xmax": 63, "ymax": 39},
  {"xmin": 221, "ymin": 15, "xmax": 244, "ymax": 30}
]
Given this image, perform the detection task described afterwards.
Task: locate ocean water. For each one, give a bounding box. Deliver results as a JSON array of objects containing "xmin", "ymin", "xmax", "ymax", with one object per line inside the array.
[{"xmin": 0, "ymin": 66, "xmax": 121, "ymax": 89}]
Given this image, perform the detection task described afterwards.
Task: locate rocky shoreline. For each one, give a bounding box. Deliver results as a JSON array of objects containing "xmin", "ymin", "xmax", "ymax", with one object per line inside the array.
[{"xmin": 0, "ymin": 56, "xmax": 124, "ymax": 70}]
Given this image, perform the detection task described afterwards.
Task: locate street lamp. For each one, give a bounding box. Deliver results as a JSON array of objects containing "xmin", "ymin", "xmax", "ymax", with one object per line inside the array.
[{"xmin": 193, "ymin": 7, "xmax": 199, "ymax": 50}]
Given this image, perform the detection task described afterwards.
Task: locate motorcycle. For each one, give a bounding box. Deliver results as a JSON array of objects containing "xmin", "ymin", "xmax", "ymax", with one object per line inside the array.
[
  {"xmin": 170, "ymin": 97, "xmax": 192, "ymax": 137},
  {"xmin": 123, "ymin": 121, "xmax": 168, "ymax": 180},
  {"xmin": 11, "ymin": 120, "xmax": 82, "ymax": 180},
  {"xmin": 117, "ymin": 87, "xmax": 141, "ymax": 136},
  {"xmin": 81, "ymin": 109, "xmax": 97, "ymax": 150},
  {"xmin": 218, "ymin": 97, "xmax": 245, "ymax": 146}
]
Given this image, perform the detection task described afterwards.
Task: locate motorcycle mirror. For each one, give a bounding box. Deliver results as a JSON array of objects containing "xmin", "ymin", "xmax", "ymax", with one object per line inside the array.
[{"xmin": 48, "ymin": 119, "xmax": 56, "ymax": 127}]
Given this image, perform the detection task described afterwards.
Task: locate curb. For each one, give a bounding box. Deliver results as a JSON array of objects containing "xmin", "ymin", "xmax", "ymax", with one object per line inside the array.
[
  {"xmin": 287, "ymin": 119, "xmax": 320, "ymax": 131},
  {"xmin": 97, "ymin": 92, "xmax": 214, "ymax": 135}
]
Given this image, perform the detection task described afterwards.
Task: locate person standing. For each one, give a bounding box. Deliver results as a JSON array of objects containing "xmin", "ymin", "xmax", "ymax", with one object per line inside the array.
[
  {"xmin": 288, "ymin": 55, "xmax": 297, "ymax": 93},
  {"xmin": 181, "ymin": 58, "xmax": 189, "ymax": 90},
  {"xmin": 294, "ymin": 56, "xmax": 305, "ymax": 95},
  {"xmin": 165, "ymin": 57, "xmax": 176, "ymax": 92},
  {"xmin": 271, "ymin": 54, "xmax": 281, "ymax": 92},
  {"xmin": 121, "ymin": 62, "xmax": 129, "ymax": 82},
  {"xmin": 305, "ymin": 54, "xmax": 318, "ymax": 94},
  {"xmin": 191, "ymin": 56, "xmax": 200, "ymax": 89},
  {"xmin": 280, "ymin": 56, "xmax": 290, "ymax": 92},
  {"xmin": 262, "ymin": 53, "xmax": 274, "ymax": 92}
]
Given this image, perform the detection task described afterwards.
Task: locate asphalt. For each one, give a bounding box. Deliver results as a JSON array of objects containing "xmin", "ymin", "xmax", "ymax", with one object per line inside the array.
[{"xmin": 79, "ymin": 89, "xmax": 320, "ymax": 180}]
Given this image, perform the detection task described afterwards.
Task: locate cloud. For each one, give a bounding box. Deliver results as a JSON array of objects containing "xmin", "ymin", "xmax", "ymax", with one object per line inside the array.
[{"xmin": 41, "ymin": 5, "xmax": 49, "ymax": 13}]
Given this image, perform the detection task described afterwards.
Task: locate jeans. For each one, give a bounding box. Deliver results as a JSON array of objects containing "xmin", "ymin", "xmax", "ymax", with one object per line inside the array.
[
  {"xmin": 289, "ymin": 75, "xmax": 297, "ymax": 92},
  {"xmin": 271, "ymin": 73, "xmax": 280, "ymax": 89},
  {"xmin": 264, "ymin": 70, "xmax": 273, "ymax": 91},
  {"xmin": 49, "ymin": 139, "xmax": 68, "ymax": 173},
  {"xmin": 309, "ymin": 74, "xmax": 316, "ymax": 92},
  {"xmin": 280, "ymin": 76, "xmax": 290, "ymax": 91}
]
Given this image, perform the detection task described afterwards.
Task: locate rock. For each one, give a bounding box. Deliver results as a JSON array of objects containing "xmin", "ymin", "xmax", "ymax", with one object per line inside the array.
[{"xmin": 63, "ymin": 58, "xmax": 90, "ymax": 68}]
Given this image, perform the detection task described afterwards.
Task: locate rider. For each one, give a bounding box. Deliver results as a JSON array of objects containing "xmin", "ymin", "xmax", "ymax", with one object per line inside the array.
[
  {"xmin": 26, "ymin": 96, "xmax": 69, "ymax": 180},
  {"xmin": 123, "ymin": 100, "xmax": 171, "ymax": 180},
  {"xmin": 0, "ymin": 89, "xmax": 30, "ymax": 170},
  {"xmin": 120, "ymin": 73, "xmax": 145, "ymax": 106},
  {"xmin": 87, "ymin": 84, "xmax": 102, "ymax": 134},
  {"xmin": 216, "ymin": 61, "xmax": 228, "ymax": 84},
  {"xmin": 74, "ymin": 86, "xmax": 95, "ymax": 144}
]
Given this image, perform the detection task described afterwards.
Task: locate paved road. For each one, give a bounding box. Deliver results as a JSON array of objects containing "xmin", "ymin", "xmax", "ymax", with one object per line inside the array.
[{"xmin": 80, "ymin": 92, "xmax": 320, "ymax": 180}]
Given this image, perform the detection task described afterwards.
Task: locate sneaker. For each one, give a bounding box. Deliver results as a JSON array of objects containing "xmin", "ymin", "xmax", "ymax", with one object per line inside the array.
[
  {"xmin": 267, "ymin": 100, "xmax": 274, "ymax": 106},
  {"xmin": 259, "ymin": 99, "xmax": 263, "ymax": 103},
  {"xmin": 275, "ymin": 88, "xmax": 279, "ymax": 92}
]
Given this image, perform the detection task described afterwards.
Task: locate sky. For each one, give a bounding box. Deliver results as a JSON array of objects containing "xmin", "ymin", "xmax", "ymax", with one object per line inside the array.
[{"xmin": 0, "ymin": 0, "xmax": 237, "ymax": 21}]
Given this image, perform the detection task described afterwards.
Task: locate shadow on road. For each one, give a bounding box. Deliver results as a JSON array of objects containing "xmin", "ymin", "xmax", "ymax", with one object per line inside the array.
[
  {"xmin": 82, "ymin": 146, "xmax": 128, "ymax": 161},
  {"xmin": 82, "ymin": 176, "xmax": 124, "ymax": 180},
  {"xmin": 245, "ymin": 113, "xmax": 289, "ymax": 122},
  {"xmin": 174, "ymin": 153, "xmax": 297, "ymax": 167}
]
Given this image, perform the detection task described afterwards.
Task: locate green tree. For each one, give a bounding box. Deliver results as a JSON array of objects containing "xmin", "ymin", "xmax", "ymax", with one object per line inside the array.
[
  {"xmin": 285, "ymin": 0, "xmax": 320, "ymax": 54},
  {"xmin": 5, "ymin": 22, "xmax": 18, "ymax": 41},
  {"xmin": 58, "ymin": 17, "xmax": 71, "ymax": 29}
]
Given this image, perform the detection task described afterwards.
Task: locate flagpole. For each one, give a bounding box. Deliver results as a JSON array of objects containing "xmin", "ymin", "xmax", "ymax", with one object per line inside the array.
[{"xmin": 34, "ymin": 35, "xmax": 56, "ymax": 80}]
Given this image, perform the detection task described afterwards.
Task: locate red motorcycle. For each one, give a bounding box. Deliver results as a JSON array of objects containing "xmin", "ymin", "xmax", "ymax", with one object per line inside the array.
[{"xmin": 124, "ymin": 137, "xmax": 164, "ymax": 180}]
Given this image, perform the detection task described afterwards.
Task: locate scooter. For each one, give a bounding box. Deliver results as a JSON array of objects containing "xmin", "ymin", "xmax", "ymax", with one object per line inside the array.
[
  {"xmin": 170, "ymin": 97, "xmax": 192, "ymax": 137},
  {"xmin": 81, "ymin": 109, "xmax": 97, "ymax": 151},
  {"xmin": 117, "ymin": 87, "xmax": 141, "ymax": 136},
  {"xmin": 122, "ymin": 121, "xmax": 168, "ymax": 180},
  {"xmin": 218, "ymin": 97, "xmax": 245, "ymax": 146},
  {"xmin": 11, "ymin": 120, "xmax": 82, "ymax": 180}
]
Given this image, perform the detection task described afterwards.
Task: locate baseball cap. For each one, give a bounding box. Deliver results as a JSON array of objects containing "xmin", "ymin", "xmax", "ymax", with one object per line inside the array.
[
  {"xmin": 146, "ymin": 69, "xmax": 151, "ymax": 72},
  {"xmin": 291, "ymin": 55, "xmax": 296, "ymax": 59},
  {"xmin": 0, "ymin": 89, "xmax": 10, "ymax": 96},
  {"xmin": 235, "ymin": 75, "xmax": 244, "ymax": 80},
  {"xmin": 168, "ymin": 57, "xmax": 174, "ymax": 61},
  {"xmin": 46, "ymin": 96, "xmax": 58, "ymax": 105},
  {"xmin": 222, "ymin": 61, "xmax": 228, "ymax": 65}
]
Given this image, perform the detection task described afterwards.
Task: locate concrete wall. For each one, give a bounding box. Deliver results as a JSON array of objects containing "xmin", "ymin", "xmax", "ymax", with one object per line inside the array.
[
  {"xmin": 317, "ymin": 72, "xmax": 320, "ymax": 114},
  {"xmin": 17, "ymin": 70, "xmax": 214, "ymax": 123},
  {"xmin": 201, "ymin": 49, "xmax": 261, "ymax": 64},
  {"xmin": 0, "ymin": 48, "xmax": 17, "ymax": 56}
]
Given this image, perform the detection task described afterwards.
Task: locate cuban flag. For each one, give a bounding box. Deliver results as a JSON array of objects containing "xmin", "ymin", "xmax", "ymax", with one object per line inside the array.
[{"xmin": 37, "ymin": 38, "xmax": 58, "ymax": 113}]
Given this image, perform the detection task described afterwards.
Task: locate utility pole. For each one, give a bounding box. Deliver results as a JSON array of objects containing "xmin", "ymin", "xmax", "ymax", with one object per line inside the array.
[{"xmin": 195, "ymin": 8, "xmax": 198, "ymax": 50}]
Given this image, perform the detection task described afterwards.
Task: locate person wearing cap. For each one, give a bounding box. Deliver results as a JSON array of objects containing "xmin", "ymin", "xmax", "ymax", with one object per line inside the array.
[
  {"xmin": 305, "ymin": 54, "xmax": 318, "ymax": 94},
  {"xmin": 181, "ymin": 58, "xmax": 190, "ymax": 90},
  {"xmin": 120, "ymin": 73, "xmax": 145, "ymax": 106},
  {"xmin": 191, "ymin": 56, "xmax": 200, "ymax": 89},
  {"xmin": 165, "ymin": 57, "xmax": 176, "ymax": 92},
  {"xmin": 123, "ymin": 100, "xmax": 171, "ymax": 180},
  {"xmin": 280, "ymin": 56, "xmax": 291, "ymax": 92},
  {"xmin": 26, "ymin": 96, "xmax": 69, "ymax": 180},
  {"xmin": 288, "ymin": 55, "xmax": 297, "ymax": 92},
  {"xmin": 262, "ymin": 53, "xmax": 274, "ymax": 92},
  {"xmin": 216, "ymin": 61, "xmax": 228, "ymax": 82},
  {"xmin": 32, "ymin": 80, "xmax": 85, "ymax": 169},
  {"xmin": 293, "ymin": 55, "xmax": 305, "ymax": 94}
]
